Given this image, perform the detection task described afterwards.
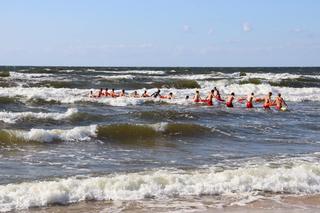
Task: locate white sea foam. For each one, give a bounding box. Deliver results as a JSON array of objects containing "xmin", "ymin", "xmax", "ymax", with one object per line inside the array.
[
  {"xmin": 0, "ymin": 87, "xmax": 86, "ymax": 104},
  {"xmin": 0, "ymin": 108, "xmax": 78, "ymax": 124},
  {"xmin": 1, "ymin": 161, "xmax": 320, "ymax": 211},
  {"xmin": 148, "ymin": 122, "xmax": 168, "ymax": 132},
  {"xmin": 97, "ymin": 74, "xmax": 135, "ymax": 79},
  {"xmin": 0, "ymin": 84, "xmax": 320, "ymax": 106},
  {"xmin": 96, "ymin": 70, "xmax": 166, "ymax": 75},
  {"xmin": 9, "ymin": 72, "xmax": 54, "ymax": 80},
  {"xmin": 244, "ymin": 72, "xmax": 320, "ymax": 81},
  {"xmin": 6, "ymin": 125, "xmax": 97, "ymax": 143}
]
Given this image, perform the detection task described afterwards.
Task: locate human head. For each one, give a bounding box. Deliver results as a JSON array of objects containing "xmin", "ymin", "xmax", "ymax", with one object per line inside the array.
[
  {"xmin": 185, "ymin": 95, "xmax": 189, "ymax": 100},
  {"xmin": 278, "ymin": 93, "xmax": 281, "ymax": 97},
  {"xmin": 251, "ymin": 92, "xmax": 254, "ymax": 96},
  {"xmin": 269, "ymin": 92, "xmax": 272, "ymax": 96},
  {"xmin": 231, "ymin": 92, "xmax": 235, "ymax": 96},
  {"xmin": 211, "ymin": 89, "xmax": 214, "ymax": 93},
  {"xmin": 169, "ymin": 92, "xmax": 173, "ymax": 96},
  {"xmin": 196, "ymin": 90, "xmax": 199, "ymax": 94}
]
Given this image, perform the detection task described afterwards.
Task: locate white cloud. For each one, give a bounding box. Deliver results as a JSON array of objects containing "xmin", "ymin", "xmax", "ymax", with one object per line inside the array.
[
  {"xmin": 183, "ymin": 25, "xmax": 191, "ymax": 32},
  {"xmin": 242, "ymin": 22, "xmax": 252, "ymax": 32}
]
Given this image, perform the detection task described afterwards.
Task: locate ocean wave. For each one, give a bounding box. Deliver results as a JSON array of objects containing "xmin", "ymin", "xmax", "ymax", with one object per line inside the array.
[
  {"xmin": 97, "ymin": 74, "xmax": 135, "ymax": 80},
  {"xmin": 244, "ymin": 72, "xmax": 320, "ymax": 81},
  {"xmin": 9, "ymin": 72, "xmax": 54, "ymax": 80},
  {"xmin": 0, "ymin": 125, "xmax": 97, "ymax": 144},
  {"xmin": 0, "ymin": 108, "xmax": 78, "ymax": 124},
  {"xmin": 95, "ymin": 70, "xmax": 166, "ymax": 75},
  {"xmin": 0, "ymin": 123, "xmax": 211, "ymax": 144},
  {"xmin": 1, "ymin": 160, "xmax": 320, "ymax": 211}
]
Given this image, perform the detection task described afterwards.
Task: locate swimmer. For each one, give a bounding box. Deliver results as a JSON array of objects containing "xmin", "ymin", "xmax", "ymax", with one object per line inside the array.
[
  {"xmin": 110, "ymin": 88, "xmax": 118, "ymax": 98},
  {"xmin": 193, "ymin": 90, "xmax": 201, "ymax": 102},
  {"xmin": 151, "ymin": 89, "xmax": 161, "ymax": 98},
  {"xmin": 131, "ymin": 91, "xmax": 140, "ymax": 98},
  {"xmin": 263, "ymin": 92, "xmax": 273, "ymax": 109},
  {"xmin": 206, "ymin": 90, "xmax": 214, "ymax": 106},
  {"xmin": 226, "ymin": 92, "xmax": 235, "ymax": 108},
  {"xmin": 213, "ymin": 87, "xmax": 224, "ymax": 101},
  {"xmin": 275, "ymin": 93, "xmax": 288, "ymax": 110},
  {"xmin": 97, "ymin": 88, "xmax": 103, "ymax": 97},
  {"xmin": 89, "ymin": 90, "xmax": 97, "ymax": 98},
  {"xmin": 104, "ymin": 88, "xmax": 110, "ymax": 96},
  {"xmin": 119, "ymin": 89, "xmax": 126, "ymax": 97},
  {"xmin": 142, "ymin": 90, "xmax": 150, "ymax": 97},
  {"xmin": 246, "ymin": 92, "xmax": 255, "ymax": 108},
  {"xmin": 185, "ymin": 95, "xmax": 189, "ymax": 100},
  {"xmin": 162, "ymin": 92, "xmax": 173, "ymax": 99}
]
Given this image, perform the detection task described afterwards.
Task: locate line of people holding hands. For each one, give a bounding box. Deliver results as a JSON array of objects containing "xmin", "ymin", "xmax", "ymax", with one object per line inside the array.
[
  {"xmin": 90, "ymin": 87, "xmax": 288, "ymax": 110},
  {"xmin": 193, "ymin": 87, "xmax": 288, "ymax": 110},
  {"xmin": 90, "ymin": 88, "xmax": 173, "ymax": 99}
]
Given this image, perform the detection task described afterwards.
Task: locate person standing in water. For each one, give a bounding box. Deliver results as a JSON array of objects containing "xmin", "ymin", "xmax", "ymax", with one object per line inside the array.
[
  {"xmin": 104, "ymin": 88, "xmax": 110, "ymax": 97},
  {"xmin": 151, "ymin": 89, "xmax": 161, "ymax": 98},
  {"xmin": 246, "ymin": 92, "xmax": 255, "ymax": 108},
  {"xmin": 206, "ymin": 90, "xmax": 214, "ymax": 106},
  {"xmin": 275, "ymin": 93, "xmax": 288, "ymax": 110},
  {"xmin": 226, "ymin": 92, "xmax": 235, "ymax": 107},
  {"xmin": 193, "ymin": 90, "xmax": 201, "ymax": 102},
  {"xmin": 213, "ymin": 87, "xmax": 224, "ymax": 101},
  {"xmin": 142, "ymin": 90, "xmax": 150, "ymax": 97},
  {"xmin": 263, "ymin": 92, "xmax": 273, "ymax": 109},
  {"xmin": 131, "ymin": 91, "xmax": 140, "ymax": 98},
  {"xmin": 97, "ymin": 88, "xmax": 103, "ymax": 97},
  {"xmin": 119, "ymin": 89, "xmax": 126, "ymax": 97},
  {"xmin": 110, "ymin": 88, "xmax": 118, "ymax": 97}
]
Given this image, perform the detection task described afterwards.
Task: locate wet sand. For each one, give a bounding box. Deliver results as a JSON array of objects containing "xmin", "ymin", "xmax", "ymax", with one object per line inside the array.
[{"xmin": 21, "ymin": 195, "xmax": 320, "ymax": 213}]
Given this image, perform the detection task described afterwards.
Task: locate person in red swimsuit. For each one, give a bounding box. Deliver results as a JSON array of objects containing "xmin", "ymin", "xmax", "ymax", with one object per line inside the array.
[
  {"xmin": 193, "ymin": 90, "xmax": 201, "ymax": 103},
  {"xmin": 213, "ymin": 87, "xmax": 224, "ymax": 101},
  {"xmin": 246, "ymin": 92, "xmax": 254, "ymax": 108},
  {"xmin": 104, "ymin": 88, "xmax": 110, "ymax": 97},
  {"xmin": 206, "ymin": 90, "xmax": 214, "ymax": 106},
  {"xmin": 275, "ymin": 93, "xmax": 288, "ymax": 110},
  {"xmin": 263, "ymin": 92, "xmax": 273, "ymax": 109},
  {"xmin": 226, "ymin": 92, "xmax": 235, "ymax": 107}
]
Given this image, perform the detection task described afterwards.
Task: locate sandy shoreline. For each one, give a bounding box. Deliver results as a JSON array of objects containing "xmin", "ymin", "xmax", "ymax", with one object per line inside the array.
[{"xmin": 20, "ymin": 194, "xmax": 320, "ymax": 213}]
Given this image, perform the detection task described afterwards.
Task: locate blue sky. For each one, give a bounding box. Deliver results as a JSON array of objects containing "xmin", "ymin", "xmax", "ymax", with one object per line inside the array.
[{"xmin": 0, "ymin": 0, "xmax": 319, "ymax": 66}]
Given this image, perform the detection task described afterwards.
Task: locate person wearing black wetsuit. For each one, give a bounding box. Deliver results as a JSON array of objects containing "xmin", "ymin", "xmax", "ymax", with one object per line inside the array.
[{"xmin": 151, "ymin": 89, "xmax": 161, "ymax": 98}]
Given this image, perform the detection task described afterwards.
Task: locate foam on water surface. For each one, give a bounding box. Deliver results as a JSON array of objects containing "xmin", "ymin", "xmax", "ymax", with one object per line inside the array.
[{"xmin": 0, "ymin": 160, "xmax": 320, "ymax": 212}]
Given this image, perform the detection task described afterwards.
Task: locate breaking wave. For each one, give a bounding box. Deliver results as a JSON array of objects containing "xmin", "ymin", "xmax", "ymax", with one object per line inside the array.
[
  {"xmin": 0, "ymin": 108, "xmax": 78, "ymax": 124},
  {"xmin": 0, "ymin": 123, "xmax": 211, "ymax": 144},
  {"xmin": 1, "ymin": 160, "xmax": 320, "ymax": 211}
]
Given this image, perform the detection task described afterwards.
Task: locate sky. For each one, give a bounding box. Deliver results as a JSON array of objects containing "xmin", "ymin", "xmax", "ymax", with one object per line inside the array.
[{"xmin": 0, "ymin": 0, "xmax": 319, "ymax": 67}]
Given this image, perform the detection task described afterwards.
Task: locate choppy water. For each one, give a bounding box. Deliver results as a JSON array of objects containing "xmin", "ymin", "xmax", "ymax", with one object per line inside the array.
[{"xmin": 0, "ymin": 66, "xmax": 320, "ymax": 212}]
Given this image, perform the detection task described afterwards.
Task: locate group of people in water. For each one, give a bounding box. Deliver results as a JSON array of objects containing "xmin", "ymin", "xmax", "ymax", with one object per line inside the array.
[{"xmin": 90, "ymin": 87, "xmax": 288, "ymax": 110}]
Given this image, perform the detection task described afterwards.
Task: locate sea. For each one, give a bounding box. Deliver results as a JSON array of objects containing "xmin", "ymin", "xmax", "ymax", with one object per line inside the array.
[{"xmin": 0, "ymin": 66, "xmax": 319, "ymax": 212}]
